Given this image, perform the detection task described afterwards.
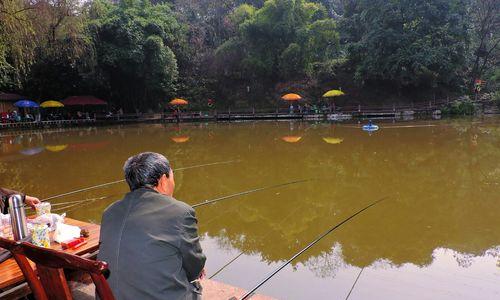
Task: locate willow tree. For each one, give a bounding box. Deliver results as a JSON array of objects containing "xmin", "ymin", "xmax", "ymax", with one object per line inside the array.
[{"xmin": 0, "ymin": 0, "xmax": 36, "ymax": 90}]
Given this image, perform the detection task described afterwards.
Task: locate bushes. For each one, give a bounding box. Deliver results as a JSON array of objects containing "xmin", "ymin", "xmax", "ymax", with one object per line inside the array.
[
  {"xmin": 493, "ymin": 91, "xmax": 500, "ymax": 108},
  {"xmin": 442, "ymin": 97, "xmax": 475, "ymax": 115}
]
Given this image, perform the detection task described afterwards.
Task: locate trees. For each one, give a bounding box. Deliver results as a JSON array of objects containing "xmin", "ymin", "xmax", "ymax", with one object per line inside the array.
[
  {"xmin": 88, "ymin": 0, "xmax": 183, "ymax": 110},
  {"xmin": 0, "ymin": 0, "xmax": 36, "ymax": 90},
  {"xmin": 468, "ymin": 0, "xmax": 499, "ymax": 89},
  {"xmin": 342, "ymin": 0, "xmax": 469, "ymax": 91},
  {"xmin": 0, "ymin": 0, "xmax": 497, "ymax": 109},
  {"xmin": 214, "ymin": 0, "xmax": 340, "ymax": 102}
]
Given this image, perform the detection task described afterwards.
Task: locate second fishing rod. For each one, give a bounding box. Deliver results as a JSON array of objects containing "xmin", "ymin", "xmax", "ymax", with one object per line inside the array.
[
  {"xmin": 40, "ymin": 159, "xmax": 240, "ymax": 203},
  {"xmin": 51, "ymin": 178, "xmax": 314, "ymax": 214}
]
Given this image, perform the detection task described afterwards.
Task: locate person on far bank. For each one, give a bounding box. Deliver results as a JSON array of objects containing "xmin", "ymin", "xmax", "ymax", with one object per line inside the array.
[
  {"xmin": 98, "ymin": 152, "xmax": 206, "ymax": 300},
  {"xmin": 0, "ymin": 187, "xmax": 40, "ymax": 214}
]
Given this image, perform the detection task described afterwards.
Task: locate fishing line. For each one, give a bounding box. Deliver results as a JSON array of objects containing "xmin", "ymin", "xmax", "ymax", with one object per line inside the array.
[
  {"xmin": 209, "ymin": 198, "xmax": 310, "ymax": 279},
  {"xmin": 41, "ymin": 159, "xmax": 240, "ymax": 202},
  {"xmin": 192, "ymin": 179, "xmax": 311, "ymax": 208},
  {"xmin": 344, "ymin": 267, "xmax": 364, "ymax": 300},
  {"xmin": 48, "ymin": 175, "xmax": 306, "ymax": 215},
  {"xmin": 51, "ymin": 196, "xmax": 109, "ymax": 213},
  {"xmin": 239, "ymin": 196, "xmax": 389, "ymax": 300},
  {"xmin": 51, "ymin": 198, "xmax": 103, "ymax": 207}
]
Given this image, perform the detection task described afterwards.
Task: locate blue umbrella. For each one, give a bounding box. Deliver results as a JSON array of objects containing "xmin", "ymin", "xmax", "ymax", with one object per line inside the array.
[{"xmin": 14, "ymin": 100, "xmax": 39, "ymax": 108}]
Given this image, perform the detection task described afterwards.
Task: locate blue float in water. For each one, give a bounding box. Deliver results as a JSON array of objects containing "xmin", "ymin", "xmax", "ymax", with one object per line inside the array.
[{"xmin": 362, "ymin": 120, "xmax": 379, "ymax": 132}]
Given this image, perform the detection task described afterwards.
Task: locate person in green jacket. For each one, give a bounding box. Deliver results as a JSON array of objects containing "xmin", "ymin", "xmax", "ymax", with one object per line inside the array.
[{"xmin": 98, "ymin": 152, "xmax": 206, "ymax": 300}]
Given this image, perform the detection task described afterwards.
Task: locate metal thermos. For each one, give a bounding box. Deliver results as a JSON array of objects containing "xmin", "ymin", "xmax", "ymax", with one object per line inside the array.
[{"xmin": 8, "ymin": 194, "xmax": 29, "ymax": 241}]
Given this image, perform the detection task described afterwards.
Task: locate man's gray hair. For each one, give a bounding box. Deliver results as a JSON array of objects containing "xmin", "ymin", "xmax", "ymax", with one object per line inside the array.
[{"xmin": 123, "ymin": 152, "xmax": 171, "ymax": 191}]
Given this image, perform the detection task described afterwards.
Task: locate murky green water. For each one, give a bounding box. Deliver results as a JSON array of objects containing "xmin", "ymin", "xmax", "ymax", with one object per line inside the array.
[{"xmin": 1, "ymin": 118, "xmax": 499, "ymax": 299}]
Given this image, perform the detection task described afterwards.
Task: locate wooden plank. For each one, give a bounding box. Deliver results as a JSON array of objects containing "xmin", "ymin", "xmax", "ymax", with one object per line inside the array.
[
  {"xmin": 0, "ymin": 282, "xmax": 31, "ymax": 300},
  {"xmin": 201, "ymin": 279, "xmax": 276, "ymax": 300},
  {"xmin": 0, "ymin": 218, "xmax": 100, "ymax": 289}
]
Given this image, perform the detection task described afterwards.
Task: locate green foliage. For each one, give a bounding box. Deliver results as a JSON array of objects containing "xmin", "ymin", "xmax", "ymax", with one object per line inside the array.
[
  {"xmin": 229, "ymin": 4, "xmax": 256, "ymax": 26},
  {"xmin": 89, "ymin": 0, "xmax": 183, "ymax": 110},
  {"xmin": 442, "ymin": 97, "xmax": 476, "ymax": 115},
  {"xmin": 492, "ymin": 92, "xmax": 500, "ymax": 109},
  {"xmin": 0, "ymin": 0, "xmax": 495, "ymax": 109},
  {"xmin": 216, "ymin": 0, "xmax": 340, "ymax": 93},
  {"xmin": 342, "ymin": 0, "xmax": 469, "ymax": 89}
]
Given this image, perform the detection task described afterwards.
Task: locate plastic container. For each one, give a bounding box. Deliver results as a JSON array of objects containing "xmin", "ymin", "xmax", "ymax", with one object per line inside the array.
[
  {"xmin": 35, "ymin": 202, "xmax": 51, "ymax": 217},
  {"xmin": 32, "ymin": 224, "xmax": 50, "ymax": 248}
]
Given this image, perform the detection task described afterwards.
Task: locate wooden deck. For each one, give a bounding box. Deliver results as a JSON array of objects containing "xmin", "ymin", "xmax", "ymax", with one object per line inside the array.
[{"xmin": 0, "ymin": 218, "xmax": 100, "ymax": 290}]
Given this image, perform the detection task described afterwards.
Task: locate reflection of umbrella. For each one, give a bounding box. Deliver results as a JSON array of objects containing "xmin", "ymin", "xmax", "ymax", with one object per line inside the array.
[
  {"xmin": 281, "ymin": 136, "xmax": 302, "ymax": 143},
  {"xmin": 170, "ymin": 98, "xmax": 188, "ymax": 106},
  {"xmin": 63, "ymin": 96, "xmax": 107, "ymax": 106},
  {"xmin": 323, "ymin": 137, "xmax": 343, "ymax": 144},
  {"xmin": 171, "ymin": 136, "xmax": 190, "ymax": 143},
  {"xmin": 19, "ymin": 147, "xmax": 44, "ymax": 155},
  {"xmin": 45, "ymin": 144, "xmax": 68, "ymax": 152},
  {"xmin": 14, "ymin": 100, "xmax": 39, "ymax": 108},
  {"xmin": 40, "ymin": 100, "xmax": 64, "ymax": 108},
  {"xmin": 281, "ymin": 93, "xmax": 302, "ymax": 101}
]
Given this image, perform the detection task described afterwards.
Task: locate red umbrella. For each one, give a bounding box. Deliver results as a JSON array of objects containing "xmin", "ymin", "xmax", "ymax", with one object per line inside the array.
[
  {"xmin": 0, "ymin": 93, "xmax": 26, "ymax": 101},
  {"xmin": 63, "ymin": 96, "xmax": 107, "ymax": 106}
]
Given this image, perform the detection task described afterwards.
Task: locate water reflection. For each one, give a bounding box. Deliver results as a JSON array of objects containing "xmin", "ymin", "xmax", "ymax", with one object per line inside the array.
[
  {"xmin": 171, "ymin": 136, "xmax": 190, "ymax": 143},
  {"xmin": 281, "ymin": 136, "xmax": 302, "ymax": 143},
  {"xmin": 0, "ymin": 118, "xmax": 499, "ymax": 299},
  {"xmin": 45, "ymin": 145, "xmax": 68, "ymax": 152},
  {"xmin": 19, "ymin": 147, "xmax": 44, "ymax": 156},
  {"xmin": 322, "ymin": 137, "xmax": 343, "ymax": 144}
]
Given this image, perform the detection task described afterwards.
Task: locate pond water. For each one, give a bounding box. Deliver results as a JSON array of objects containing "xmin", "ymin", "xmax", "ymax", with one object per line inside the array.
[{"xmin": 1, "ymin": 117, "xmax": 499, "ymax": 299}]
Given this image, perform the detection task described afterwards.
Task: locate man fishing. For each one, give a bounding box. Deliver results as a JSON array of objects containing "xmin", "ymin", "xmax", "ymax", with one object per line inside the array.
[{"xmin": 98, "ymin": 152, "xmax": 206, "ymax": 300}]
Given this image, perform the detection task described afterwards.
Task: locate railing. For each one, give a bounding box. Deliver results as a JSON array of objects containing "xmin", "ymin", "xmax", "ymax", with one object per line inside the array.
[
  {"xmin": 0, "ymin": 101, "xmax": 452, "ymax": 130},
  {"xmin": 0, "ymin": 119, "xmax": 96, "ymax": 130}
]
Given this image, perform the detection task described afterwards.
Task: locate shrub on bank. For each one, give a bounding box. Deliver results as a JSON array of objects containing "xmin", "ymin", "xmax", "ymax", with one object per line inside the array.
[
  {"xmin": 442, "ymin": 96, "xmax": 475, "ymax": 115},
  {"xmin": 493, "ymin": 92, "xmax": 500, "ymax": 108}
]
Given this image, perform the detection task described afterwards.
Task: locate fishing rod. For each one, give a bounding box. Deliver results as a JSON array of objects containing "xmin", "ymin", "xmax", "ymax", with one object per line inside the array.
[
  {"xmin": 50, "ymin": 178, "xmax": 310, "ymax": 215},
  {"xmin": 238, "ymin": 196, "xmax": 388, "ymax": 300},
  {"xmin": 191, "ymin": 179, "xmax": 311, "ymax": 208},
  {"xmin": 41, "ymin": 159, "xmax": 240, "ymax": 202}
]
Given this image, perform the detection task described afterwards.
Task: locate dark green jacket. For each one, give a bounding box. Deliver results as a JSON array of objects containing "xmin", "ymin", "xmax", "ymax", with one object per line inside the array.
[{"xmin": 98, "ymin": 188, "xmax": 206, "ymax": 300}]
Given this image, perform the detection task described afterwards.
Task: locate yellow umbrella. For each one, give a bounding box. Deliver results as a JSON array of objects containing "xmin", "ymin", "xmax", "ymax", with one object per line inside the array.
[
  {"xmin": 40, "ymin": 100, "xmax": 64, "ymax": 108},
  {"xmin": 322, "ymin": 137, "xmax": 343, "ymax": 145},
  {"xmin": 281, "ymin": 93, "xmax": 302, "ymax": 101},
  {"xmin": 45, "ymin": 144, "xmax": 68, "ymax": 152},
  {"xmin": 281, "ymin": 136, "xmax": 302, "ymax": 143},
  {"xmin": 322, "ymin": 89, "xmax": 345, "ymax": 112},
  {"xmin": 170, "ymin": 98, "xmax": 189, "ymax": 106},
  {"xmin": 322, "ymin": 90, "xmax": 345, "ymax": 97}
]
